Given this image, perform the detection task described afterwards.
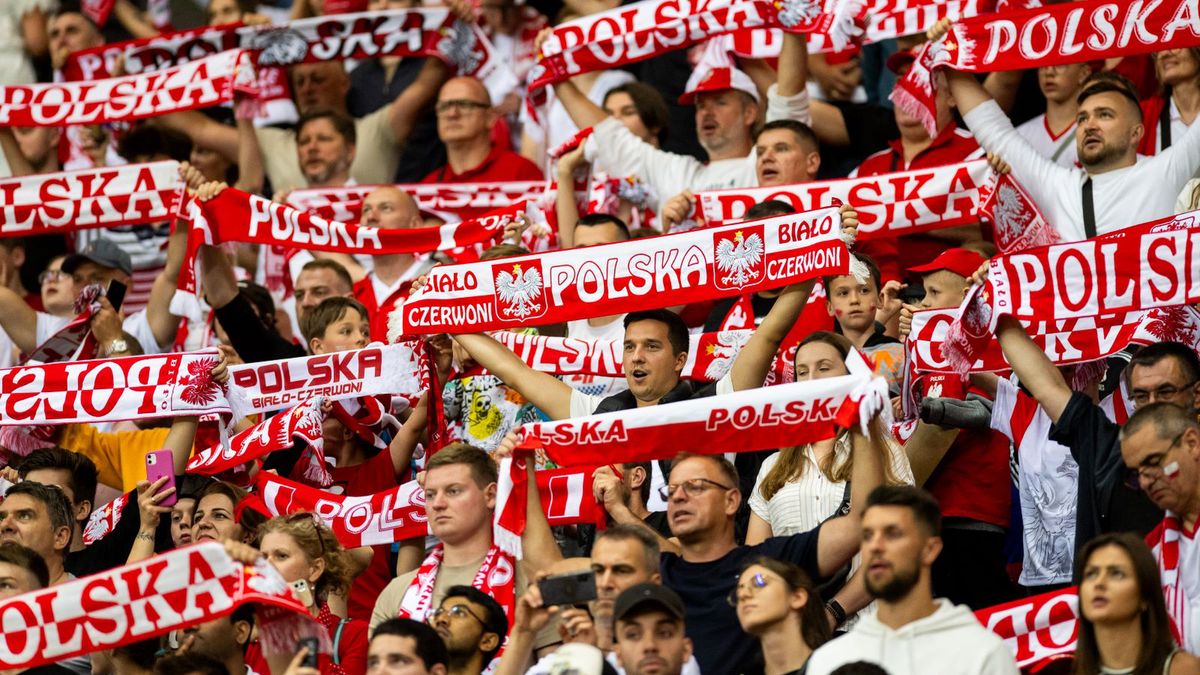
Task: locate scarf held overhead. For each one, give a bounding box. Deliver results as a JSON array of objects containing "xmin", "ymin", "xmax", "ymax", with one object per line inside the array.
[
  {"xmin": 0, "ymin": 49, "xmax": 255, "ymax": 127},
  {"xmin": 0, "ymin": 161, "xmax": 183, "ymax": 237},
  {"xmin": 287, "ymin": 181, "xmax": 549, "ymax": 225},
  {"xmin": 0, "ymin": 542, "xmax": 310, "ymax": 671},
  {"xmin": 942, "ymin": 212, "xmax": 1200, "ymax": 371},
  {"xmin": 393, "ymin": 206, "xmax": 849, "ymax": 335},
  {"xmin": 894, "ymin": 0, "xmax": 1200, "ymax": 135}
]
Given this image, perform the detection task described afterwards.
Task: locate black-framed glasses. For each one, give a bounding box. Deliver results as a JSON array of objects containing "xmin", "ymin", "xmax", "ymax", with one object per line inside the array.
[
  {"xmin": 429, "ymin": 604, "xmax": 486, "ymax": 625},
  {"xmin": 1130, "ymin": 381, "xmax": 1198, "ymax": 406},
  {"xmin": 435, "ymin": 99, "xmax": 490, "ymax": 115},
  {"xmin": 1123, "ymin": 430, "xmax": 1186, "ymax": 491},
  {"xmin": 659, "ymin": 477, "xmax": 734, "ymax": 501},
  {"xmin": 38, "ymin": 269, "xmax": 66, "ymax": 284},
  {"xmin": 727, "ymin": 572, "xmax": 769, "ymax": 607}
]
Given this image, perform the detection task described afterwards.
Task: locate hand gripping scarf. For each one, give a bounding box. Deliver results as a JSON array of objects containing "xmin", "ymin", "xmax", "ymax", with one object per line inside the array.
[
  {"xmin": 0, "ymin": 161, "xmax": 183, "ymax": 236},
  {"xmin": 893, "ymin": 0, "xmax": 1200, "ymax": 136},
  {"xmin": 391, "ymin": 206, "xmax": 851, "ymax": 335},
  {"xmin": 0, "ymin": 542, "xmax": 318, "ymax": 670},
  {"xmin": 942, "ymin": 211, "xmax": 1200, "ymax": 372},
  {"xmin": 0, "ymin": 49, "xmax": 257, "ymax": 127},
  {"xmin": 188, "ymin": 396, "xmax": 329, "ymax": 485}
]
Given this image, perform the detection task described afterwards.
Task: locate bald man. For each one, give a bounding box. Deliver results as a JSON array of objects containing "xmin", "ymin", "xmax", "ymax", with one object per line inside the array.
[{"xmin": 422, "ymin": 76, "xmax": 543, "ymax": 183}]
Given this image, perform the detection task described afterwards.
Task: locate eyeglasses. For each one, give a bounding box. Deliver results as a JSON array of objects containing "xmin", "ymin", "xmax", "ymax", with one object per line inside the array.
[
  {"xmin": 1130, "ymin": 381, "xmax": 1197, "ymax": 406},
  {"xmin": 659, "ymin": 477, "xmax": 734, "ymax": 501},
  {"xmin": 727, "ymin": 573, "xmax": 770, "ymax": 607},
  {"xmin": 429, "ymin": 604, "xmax": 486, "ymax": 625},
  {"xmin": 1123, "ymin": 431, "xmax": 1186, "ymax": 491},
  {"xmin": 38, "ymin": 269, "xmax": 66, "ymax": 284},
  {"xmin": 435, "ymin": 99, "xmax": 490, "ymax": 115}
]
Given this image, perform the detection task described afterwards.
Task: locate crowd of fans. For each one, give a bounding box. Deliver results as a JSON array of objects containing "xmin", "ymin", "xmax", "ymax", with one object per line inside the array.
[{"xmin": 2, "ymin": 0, "xmax": 1200, "ymax": 674}]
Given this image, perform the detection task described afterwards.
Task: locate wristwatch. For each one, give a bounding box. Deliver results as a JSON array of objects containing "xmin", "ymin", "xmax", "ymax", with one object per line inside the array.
[
  {"xmin": 103, "ymin": 338, "xmax": 129, "ymax": 357},
  {"xmin": 826, "ymin": 599, "xmax": 847, "ymax": 627}
]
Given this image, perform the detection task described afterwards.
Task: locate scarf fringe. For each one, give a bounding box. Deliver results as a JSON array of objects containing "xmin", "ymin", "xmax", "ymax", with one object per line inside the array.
[{"xmin": 889, "ymin": 83, "xmax": 938, "ymax": 139}]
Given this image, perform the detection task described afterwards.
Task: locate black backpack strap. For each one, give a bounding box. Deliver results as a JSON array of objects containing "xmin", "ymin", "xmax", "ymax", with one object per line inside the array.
[
  {"xmin": 1082, "ymin": 178, "xmax": 1097, "ymax": 239},
  {"xmin": 1161, "ymin": 95, "xmax": 1173, "ymax": 150}
]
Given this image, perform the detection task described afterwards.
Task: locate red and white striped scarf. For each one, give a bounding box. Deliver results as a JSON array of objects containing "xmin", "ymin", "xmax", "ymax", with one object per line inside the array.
[
  {"xmin": 188, "ymin": 396, "xmax": 329, "ymax": 485},
  {"xmin": 392, "ymin": 206, "xmax": 850, "ymax": 335},
  {"xmin": 943, "ymin": 212, "xmax": 1200, "ymax": 372},
  {"xmin": 974, "ymin": 586, "xmax": 1079, "ymax": 671},
  {"xmin": 0, "ymin": 542, "xmax": 315, "ymax": 670},
  {"xmin": 0, "ymin": 50, "xmax": 256, "ymax": 127},
  {"xmin": 398, "ymin": 545, "xmax": 517, "ymax": 626},
  {"xmin": 288, "ymin": 181, "xmax": 551, "ymax": 225},
  {"xmin": 0, "ymin": 161, "xmax": 183, "ymax": 236},
  {"xmin": 1150, "ymin": 513, "xmax": 1198, "ymax": 651},
  {"xmin": 894, "ymin": 0, "xmax": 1200, "ymax": 136}
]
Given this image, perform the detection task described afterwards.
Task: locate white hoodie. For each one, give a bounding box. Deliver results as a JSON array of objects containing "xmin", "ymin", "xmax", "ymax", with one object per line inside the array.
[{"xmin": 805, "ymin": 599, "xmax": 1019, "ymax": 675}]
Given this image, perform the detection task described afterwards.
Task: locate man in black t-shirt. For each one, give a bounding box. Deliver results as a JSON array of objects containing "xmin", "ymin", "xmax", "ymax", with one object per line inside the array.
[{"xmin": 0, "ymin": 542, "xmax": 78, "ymax": 675}]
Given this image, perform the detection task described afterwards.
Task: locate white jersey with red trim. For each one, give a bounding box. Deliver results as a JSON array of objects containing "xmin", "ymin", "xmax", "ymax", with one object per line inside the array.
[
  {"xmin": 1015, "ymin": 113, "xmax": 1078, "ymax": 168},
  {"xmin": 1148, "ymin": 513, "xmax": 1200, "ymax": 653},
  {"xmin": 991, "ymin": 379, "xmax": 1078, "ymax": 586}
]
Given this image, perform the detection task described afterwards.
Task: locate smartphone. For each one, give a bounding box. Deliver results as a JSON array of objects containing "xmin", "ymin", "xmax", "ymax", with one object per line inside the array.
[
  {"xmin": 538, "ymin": 569, "xmax": 597, "ymax": 607},
  {"xmin": 144, "ymin": 450, "xmax": 177, "ymax": 507},
  {"xmin": 298, "ymin": 637, "xmax": 319, "ymax": 668},
  {"xmin": 105, "ymin": 279, "xmax": 127, "ymax": 312}
]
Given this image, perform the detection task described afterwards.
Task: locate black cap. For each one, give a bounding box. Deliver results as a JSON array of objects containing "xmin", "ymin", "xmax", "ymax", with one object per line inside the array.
[
  {"xmin": 62, "ymin": 238, "xmax": 133, "ymax": 277},
  {"xmin": 612, "ymin": 583, "xmax": 685, "ymax": 623}
]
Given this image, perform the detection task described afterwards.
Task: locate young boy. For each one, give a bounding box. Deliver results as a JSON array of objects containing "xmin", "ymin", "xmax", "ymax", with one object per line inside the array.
[{"xmin": 823, "ymin": 253, "xmax": 900, "ymax": 350}]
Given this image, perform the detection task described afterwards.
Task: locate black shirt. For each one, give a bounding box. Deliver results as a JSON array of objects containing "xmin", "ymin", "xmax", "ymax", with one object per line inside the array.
[
  {"xmin": 347, "ymin": 58, "xmax": 446, "ymax": 183},
  {"xmin": 661, "ymin": 531, "xmax": 822, "ymax": 675},
  {"xmin": 215, "ymin": 292, "xmax": 306, "ymax": 363},
  {"xmin": 1049, "ymin": 392, "xmax": 1163, "ymax": 548},
  {"xmin": 66, "ymin": 488, "xmax": 173, "ymax": 578},
  {"xmin": 817, "ymin": 102, "xmax": 900, "ymax": 179}
]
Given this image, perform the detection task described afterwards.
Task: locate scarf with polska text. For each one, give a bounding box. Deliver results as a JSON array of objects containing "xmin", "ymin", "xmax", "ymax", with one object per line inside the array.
[
  {"xmin": 975, "ymin": 586, "xmax": 1079, "ymax": 671},
  {"xmin": 390, "ymin": 206, "xmax": 850, "ymax": 335},
  {"xmin": 0, "ymin": 49, "xmax": 256, "ymax": 127},
  {"xmin": 0, "ymin": 541, "xmax": 318, "ymax": 671},
  {"xmin": 0, "ymin": 161, "xmax": 183, "ymax": 237},
  {"xmin": 251, "ymin": 467, "xmax": 606, "ymax": 549},
  {"xmin": 287, "ymin": 181, "xmax": 551, "ymax": 226},
  {"xmin": 942, "ymin": 211, "xmax": 1200, "ymax": 372},
  {"xmin": 0, "ymin": 350, "xmax": 231, "ymax": 427},
  {"xmin": 697, "ymin": 160, "xmax": 1051, "ymax": 252},
  {"xmin": 188, "ymin": 396, "xmax": 329, "ymax": 485},
  {"xmin": 893, "ymin": 0, "xmax": 1200, "ymax": 137},
  {"xmin": 519, "ymin": 350, "xmax": 888, "ymax": 468},
  {"xmin": 529, "ymin": 0, "xmax": 867, "ymax": 100},
  {"xmin": 63, "ymin": 9, "xmax": 517, "ymax": 105},
  {"xmin": 173, "ymin": 187, "xmax": 534, "ymax": 320},
  {"xmin": 910, "ymin": 304, "xmax": 1200, "ymax": 374}
]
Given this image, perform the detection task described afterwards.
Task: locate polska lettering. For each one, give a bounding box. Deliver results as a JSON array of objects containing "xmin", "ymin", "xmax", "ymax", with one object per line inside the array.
[{"xmin": 493, "ymin": 329, "xmax": 752, "ymax": 380}]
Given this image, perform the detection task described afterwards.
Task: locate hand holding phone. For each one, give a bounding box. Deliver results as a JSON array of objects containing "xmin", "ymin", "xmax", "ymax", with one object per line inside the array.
[
  {"xmin": 144, "ymin": 450, "xmax": 177, "ymax": 507},
  {"xmin": 537, "ymin": 570, "xmax": 597, "ymax": 608},
  {"xmin": 297, "ymin": 637, "xmax": 319, "ymax": 668}
]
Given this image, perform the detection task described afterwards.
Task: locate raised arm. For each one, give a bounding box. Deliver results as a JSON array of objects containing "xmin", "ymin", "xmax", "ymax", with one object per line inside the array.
[
  {"xmin": 157, "ymin": 112, "xmax": 241, "ymax": 163},
  {"xmin": 815, "ymin": 421, "xmax": 886, "ymax": 577},
  {"xmin": 729, "ymin": 280, "xmax": 814, "ymax": 390},
  {"xmin": 233, "ymin": 113, "xmax": 265, "ymax": 195},
  {"xmin": 452, "ymin": 333, "xmax": 575, "ymax": 420},
  {"xmin": 387, "ymin": 58, "xmax": 450, "ymax": 145},
  {"xmin": 995, "ymin": 314, "xmax": 1072, "ymax": 422},
  {"xmin": 554, "ymin": 147, "xmax": 587, "ymax": 249},
  {"xmin": 146, "ymin": 221, "xmax": 189, "ymax": 350},
  {"xmin": 0, "ymin": 128, "xmax": 34, "ymax": 176},
  {"xmin": 780, "ymin": 31, "xmax": 852, "ymax": 146},
  {"xmin": 552, "ymin": 77, "xmax": 609, "ymax": 130},
  {"xmin": 0, "ymin": 286, "xmax": 39, "ymax": 352}
]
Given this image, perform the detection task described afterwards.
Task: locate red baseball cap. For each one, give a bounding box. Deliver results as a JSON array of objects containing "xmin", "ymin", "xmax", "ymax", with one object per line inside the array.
[
  {"xmin": 679, "ymin": 66, "xmax": 761, "ymax": 105},
  {"xmin": 906, "ymin": 248, "xmax": 986, "ymax": 278},
  {"xmin": 885, "ymin": 48, "xmax": 918, "ymax": 76}
]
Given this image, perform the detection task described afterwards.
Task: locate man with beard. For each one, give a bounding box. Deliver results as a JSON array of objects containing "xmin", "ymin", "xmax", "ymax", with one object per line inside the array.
[
  {"xmin": 805, "ymin": 486, "xmax": 1018, "ymax": 675},
  {"xmin": 428, "ymin": 586, "xmax": 508, "ymax": 675},
  {"xmin": 934, "ymin": 17, "xmax": 1200, "ymax": 241}
]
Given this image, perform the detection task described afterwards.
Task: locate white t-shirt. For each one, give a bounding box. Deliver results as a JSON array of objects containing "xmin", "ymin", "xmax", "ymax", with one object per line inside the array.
[
  {"xmin": 563, "ymin": 316, "xmax": 629, "ymax": 399},
  {"xmin": 1014, "ymin": 114, "xmax": 1078, "ymax": 168},
  {"xmin": 990, "ymin": 378, "xmax": 1078, "ymax": 586},
  {"xmin": 1151, "ymin": 97, "xmax": 1193, "ymax": 155},
  {"xmin": 34, "ymin": 309, "xmax": 163, "ymax": 357},
  {"xmin": 522, "ymin": 69, "xmax": 636, "ymax": 173}
]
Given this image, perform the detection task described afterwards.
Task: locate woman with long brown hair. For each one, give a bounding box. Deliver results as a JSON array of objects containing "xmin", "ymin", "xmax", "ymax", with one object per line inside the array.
[
  {"xmin": 1140, "ymin": 49, "xmax": 1200, "ymax": 156},
  {"xmin": 1072, "ymin": 533, "xmax": 1199, "ymax": 675},
  {"xmin": 734, "ymin": 556, "xmax": 833, "ymax": 675}
]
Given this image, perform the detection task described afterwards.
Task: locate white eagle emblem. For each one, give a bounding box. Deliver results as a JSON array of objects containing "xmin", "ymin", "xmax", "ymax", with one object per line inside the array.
[
  {"xmin": 774, "ymin": 0, "xmax": 822, "ymax": 28},
  {"xmin": 495, "ymin": 263, "xmax": 544, "ymax": 319},
  {"xmin": 438, "ymin": 20, "xmax": 484, "ymax": 74},
  {"xmin": 704, "ymin": 330, "xmax": 753, "ymax": 380},
  {"xmin": 251, "ymin": 28, "xmax": 309, "ymax": 67},
  {"xmin": 715, "ymin": 230, "xmax": 764, "ymax": 288},
  {"xmin": 991, "ymin": 183, "xmax": 1028, "ymax": 249},
  {"xmin": 926, "ymin": 381, "xmax": 943, "ymax": 399}
]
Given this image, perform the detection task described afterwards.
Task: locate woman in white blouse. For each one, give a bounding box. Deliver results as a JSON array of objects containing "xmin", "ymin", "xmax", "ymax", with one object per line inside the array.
[{"xmin": 746, "ymin": 332, "xmax": 914, "ymax": 545}]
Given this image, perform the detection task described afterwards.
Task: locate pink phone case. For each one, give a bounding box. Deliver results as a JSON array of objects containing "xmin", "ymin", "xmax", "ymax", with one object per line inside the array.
[{"xmin": 145, "ymin": 450, "xmax": 177, "ymax": 506}]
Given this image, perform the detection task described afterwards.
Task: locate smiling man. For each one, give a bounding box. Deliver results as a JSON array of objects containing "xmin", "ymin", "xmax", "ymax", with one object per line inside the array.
[{"xmin": 805, "ymin": 486, "xmax": 1018, "ymax": 675}]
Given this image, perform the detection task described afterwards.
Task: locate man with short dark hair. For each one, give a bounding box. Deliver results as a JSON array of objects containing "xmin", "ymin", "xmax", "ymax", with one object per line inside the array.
[
  {"xmin": 0, "ymin": 482, "xmax": 73, "ymax": 586},
  {"xmin": 431, "ymin": 586, "xmax": 508, "ymax": 675},
  {"xmin": 612, "ymin": 583, "xmax": 693, "ymax": 675},
  {"xmin": 180, "ymin": 606, "xmax": 256, "ymax": 675},
  {"xmin": 370, "ymin": 618, "xmax": 449, "ymax": 675},
  {"xmin": 0, "ymin": 541, "xmax": 77, "ymax": 675},
  {"xmin": 295, "ymin": 108, "xmax": 358, "ymax": 189},
  {"xmin": 805, "ymin": 486, "xmax": 1018, "ymax": 675}
]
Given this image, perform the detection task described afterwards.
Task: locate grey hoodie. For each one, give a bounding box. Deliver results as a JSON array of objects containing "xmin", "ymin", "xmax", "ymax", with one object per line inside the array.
[{"xmin": 805, "ymin": 599, "xmax": 1019, "ymax": 675}]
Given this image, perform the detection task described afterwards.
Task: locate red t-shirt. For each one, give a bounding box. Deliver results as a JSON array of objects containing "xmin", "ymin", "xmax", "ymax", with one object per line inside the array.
[
  {"xmin": 851, "ymin": 123, "xmax": 983, "ymax": 282},
  {"xmin": 421, "ymin": 144, "xmax": 544, "ymax": 184},
  {"xmin": 329, "ymin": 447, "xmax": 403, "ymax": 621},
  {"xmin": 353, "ymin": 275, "xmax": 414, "ymax": 343}
]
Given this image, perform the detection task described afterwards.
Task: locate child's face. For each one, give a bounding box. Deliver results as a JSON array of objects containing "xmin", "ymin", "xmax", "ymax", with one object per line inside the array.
[
  {"xmin": 826, "ymin": 275, "xmax": 880, "ymax": 332},
  {"xmin": 919, "ymin": 270, "xmax": 970, "ymax": 309},
  {"xmin": 312, "ymin": 309, "xmax": 370, "ymax": 354}
]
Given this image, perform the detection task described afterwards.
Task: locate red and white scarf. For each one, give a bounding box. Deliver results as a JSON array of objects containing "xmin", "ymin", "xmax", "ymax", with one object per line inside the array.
[
  {"xmin": 894, "ymin": 0, "xmax": 1200, "ymax": 136},
  {"xmin": 288, "ymin": 181, "xmax": 550, "ymax": 225},
  {"xmin": 530, "ymin": 0, "xmax": 867, "ymax": 96},
  {"xmin": 0, "ymin": 50, "xmax": 256, "ymax": 127},
  {"xmin": 20, "ymin": 284, "xmax": 106, "ymax": 366},
  {"xmin": 942, "ymin": 212, "xmax": 1200, "ymax": 371},
  {"xmin": 0, "ymin": 161, "xmax": 183, "ymax": 236},
  {"xmin": 974, "ymin": 586, "xmax": 1078, "ymax": 671},
  {"xmin": 188, "ymin": 396, "xmax": 328, "ymax": 484},
  {"xmin": 227, "ymin": 342, "xmax": 426, "ymax": 414},
  {"xmin": 1150, "ymin": 513, "xmax": 1196, "ymax": 650},
  {"xmin": 520, "ymin": 351, "xmax": 887, "ymax": 467},
  {"xmin": 175, "ymin": 188, "xmax": 530, "ymax": 319},
  {"xmin": 493, "ymin": 329, "xmax": 752, "ymax": 381},
  {"xmin": 0, "ymin": 350, "xmax": 231, "ymax": 427},
  {"xmin": 398, "ymin": 545, "xmax": 517, "ymax": 625},
  {"xmin": 392, "ymin": 206, "xmax": 850, "ymax": 335},
  {"xmin": 66, "ymin": 9, "xmax": 516, "ymax": 103},
  {"xmin": 0, "ymin": 542, "xmax": 314, "ymax": 670},
  {"xmin": 252, "ymin": 467, "xmax": 605, "ymax": 549}
]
